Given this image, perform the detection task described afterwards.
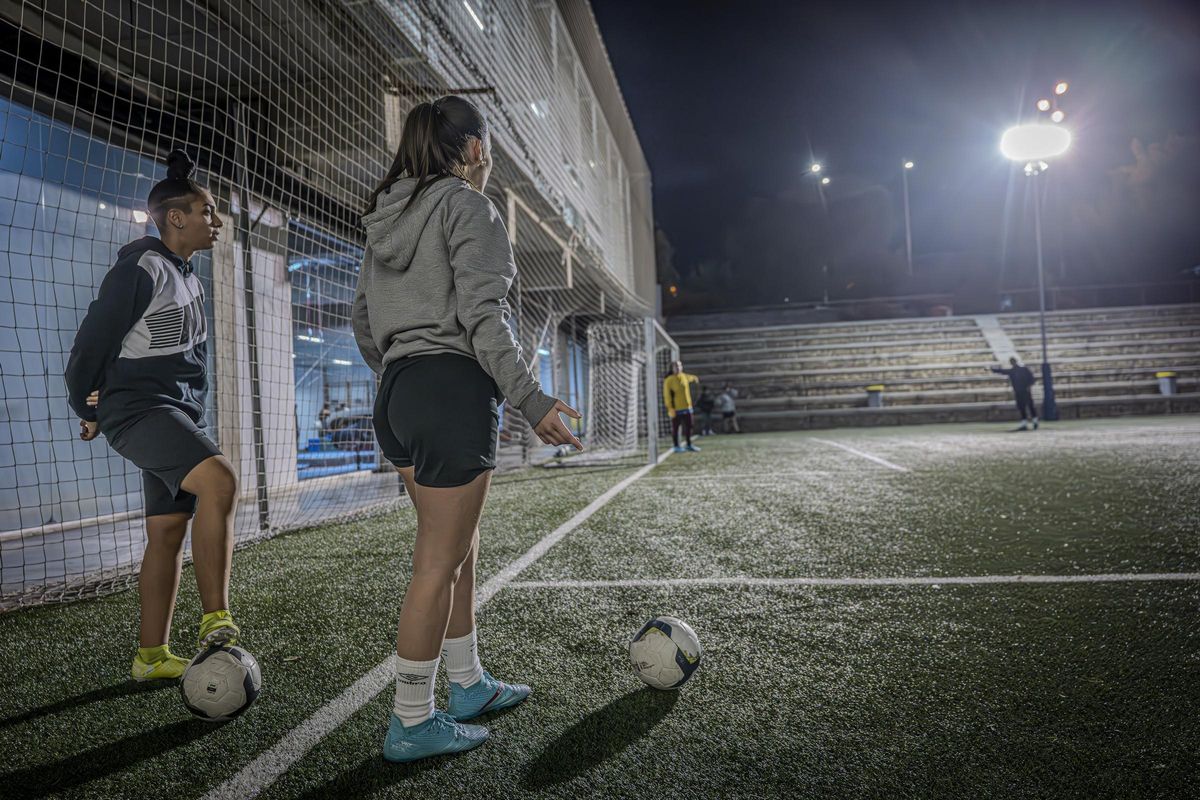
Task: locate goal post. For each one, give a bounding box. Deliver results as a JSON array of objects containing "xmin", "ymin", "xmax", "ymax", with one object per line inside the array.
[{"xmin": 584, "ymin": 316, "xmax": 678, "ymax": 465}]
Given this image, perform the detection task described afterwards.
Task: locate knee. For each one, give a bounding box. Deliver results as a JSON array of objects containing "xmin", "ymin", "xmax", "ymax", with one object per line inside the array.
[
  {"xmin": 411, "ymin": 558, "xmax": 463, "ymax": 587},
  {"xmin": 146, "ymin": 514, "xmax": 189, "ymax": 549},
  {"xmin": 196, "ymin": 461, "xmax": 239, "ymax": 503}
]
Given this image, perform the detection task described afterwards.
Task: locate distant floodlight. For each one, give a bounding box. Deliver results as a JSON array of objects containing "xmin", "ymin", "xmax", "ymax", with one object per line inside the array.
[
  {"xmin": 821, "ymin": 176, "xmax": 831, "ymax": 185},
  {"xmin": 1000, "ymin": 124, "xmax": 1072, "ymax": 162},
  {"xmin": 98, "ymin": 202, "xmax": 107, "ymax": 210},
  {"xmin": 1054, "ymin": 81, "xmax": 1069, "ymax": 95},
  {"xmin": 904, "ymin": 160, "xmax": 914, "ymax": 169},
  {"xmin": 132, "ymin": 210, "xmax": 148, "ymax": 223},
  {"xmin": 1050, "ymin": 109, "xmax": 1065, "ymax": 123},
  {"xmin": 1036, "ymin": 98, "xmax": 1051, "ymax": 112},
  {"xmin": 810, "ymin": 163, "xmax": 822, "ymax": 173}
]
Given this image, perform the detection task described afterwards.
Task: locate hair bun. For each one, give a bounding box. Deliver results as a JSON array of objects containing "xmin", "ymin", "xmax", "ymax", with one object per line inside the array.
[{"xmin": 165, "ymin": 149, "xmax": 195, "ymax": 181}]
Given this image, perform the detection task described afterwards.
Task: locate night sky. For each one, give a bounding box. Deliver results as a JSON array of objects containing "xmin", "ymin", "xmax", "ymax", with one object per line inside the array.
[{"xmin": 591, "ymin": 0, "xmax": 1200, "ymax": 309}]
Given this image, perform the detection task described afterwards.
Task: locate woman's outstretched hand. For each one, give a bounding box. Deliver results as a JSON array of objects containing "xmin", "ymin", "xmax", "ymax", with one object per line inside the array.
[{"xmin": 535, "ymin": 399, "xmax": 583, "ymax": 451}]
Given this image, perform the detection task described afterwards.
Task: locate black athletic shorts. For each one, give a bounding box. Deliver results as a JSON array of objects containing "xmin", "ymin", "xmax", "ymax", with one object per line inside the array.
[
  {"xmin": 105, "ymin": 408, "xmax": 222, "ymax": 517},
  {"xmin": 373, "ymin": 353, "xmax": 501, "ymax": 488}
]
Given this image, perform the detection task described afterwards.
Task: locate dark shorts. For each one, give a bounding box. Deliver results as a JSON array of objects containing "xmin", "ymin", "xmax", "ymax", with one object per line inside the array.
[
  {"xmin": 105, "ymin": 408, "xmax": 222, "ymax": 517},
  {"xmin": 722, "ymin": 412, "xmax": 736, "ymax": 419},
  {"xmin": 373, "ymin": 353, "xmax": 500, "ymax": 488}
]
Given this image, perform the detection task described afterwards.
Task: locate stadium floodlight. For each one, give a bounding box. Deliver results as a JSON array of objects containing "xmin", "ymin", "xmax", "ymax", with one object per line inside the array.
[
  {"xmin": 810, "ymin": 163, "xmax": 822, "ymax": 173},
  {"xmin": 1001, "ymin": 120, "xmax": 1071, "ymax": 421},
  {"xmin": 132, "ymin": 210, "xmax": 148, "ymax": 223},
  {"xmin": 1000, "ymin": 124, "xmax": 1071, "ymax": 162},
  {"xmin": 904, "ymin": 160, "xmax": 914, "ymax": 169},
  {"xmin": 1054, "ymin": 81, "xmax": 1069, "ymax": 95},
  {"xmin": 1050, "ymin": 109, "xmax": 1065, "ymax": 124},
  {"xmin": 821, "ymin": 176, "xmax": 831, "ymax": 185},
  {"xmin": 1036, "ymin": 98, "xmax": 1051, "ymax": 112}
]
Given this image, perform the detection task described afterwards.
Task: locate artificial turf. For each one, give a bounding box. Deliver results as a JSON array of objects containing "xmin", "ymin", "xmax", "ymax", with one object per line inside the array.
[{"xmin": 0, "ymin": 416, "xmax": 1197, "ymax": 798}]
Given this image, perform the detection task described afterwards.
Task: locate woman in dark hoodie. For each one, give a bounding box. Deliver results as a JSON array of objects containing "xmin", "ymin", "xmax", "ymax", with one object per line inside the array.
[
  {"xmin": 65, "ymin": 150, "xmax": 242, "ymax": 682},
  {"xmin": 354, "ymin": 95, "xmax": 582, "ymax": 762}
]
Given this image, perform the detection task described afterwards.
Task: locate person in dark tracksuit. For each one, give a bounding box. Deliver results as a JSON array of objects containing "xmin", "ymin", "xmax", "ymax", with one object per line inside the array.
[
  {"xmin": 65, "ymin": 150, "xmax": 242, "ymax": 682},
  {"xmin": 697, "ymin": 388, "xmax": 716, "ymax": 436},
  {"xmin": 991, "ymin": 356, "xmax": 1039, "ymax": 430}
]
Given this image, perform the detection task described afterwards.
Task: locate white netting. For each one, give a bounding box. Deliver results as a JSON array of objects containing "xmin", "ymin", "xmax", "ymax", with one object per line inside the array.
[
  {"xmin": 580, "ymin": 318, "xmax": 677, "ymax": 462},
  {"xmin": 0, "ymin": 0, "xmax": 655, "ymax": 610}
]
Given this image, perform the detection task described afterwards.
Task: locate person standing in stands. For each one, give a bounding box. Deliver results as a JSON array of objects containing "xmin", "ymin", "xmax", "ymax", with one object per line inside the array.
[
  {"xmin": 716, "ymin": 382, "xmax": 741, "ymax": 433},
  {"xmin": 696, "ymin": 387, "xmax": 716, "ymax": 436},
  {"xmin": 991, "ymin": 357, "xmax": 1039, "ymax": 430},
  {"xmin": 663, "ymin": 360, "xmax": 700, "ymax": 453}
]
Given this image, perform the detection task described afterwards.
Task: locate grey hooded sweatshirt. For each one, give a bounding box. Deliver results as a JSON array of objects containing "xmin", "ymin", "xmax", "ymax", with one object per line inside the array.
[{"xmin": 352, "ymin": 176, "xmax": 556, "ymax": 426}]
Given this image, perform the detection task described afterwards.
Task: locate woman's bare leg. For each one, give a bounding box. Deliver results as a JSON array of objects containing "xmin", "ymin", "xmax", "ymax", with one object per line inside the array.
[
  {"xmin": 394, "ymin": 468, "xmax": 490, "ymax": 660},
  {"xmin": 179, "ymin": 455, "xmax": 239, "ymax": 613},
  {"xmin": 138, "ymin": 512, "xmax": 190, "ymax": 647}
]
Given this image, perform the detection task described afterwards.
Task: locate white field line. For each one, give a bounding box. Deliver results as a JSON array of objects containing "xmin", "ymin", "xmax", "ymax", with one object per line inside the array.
[
  {"xmin": 641, "ymin": 472, "xmax": 831, "ymax": 479},
  {"xmin": 204, "ymin": 450, "xmax": 671, "ymax": 800},
  {"xmin": 507, "ymin": 573, "xmax": 1200, "ymax": 590},
  {"xmin": 811, "ymin": 438, "xmax": 909, "ymax": 472}
]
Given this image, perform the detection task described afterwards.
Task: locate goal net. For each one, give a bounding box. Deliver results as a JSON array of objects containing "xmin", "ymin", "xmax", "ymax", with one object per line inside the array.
[
  {"xmin": 581, "ymin": 318, "xmax": 678, "ymax": 463},
  {"xmin": 0, "ymin": 1, "xmax": 658, "ymax": 610}
]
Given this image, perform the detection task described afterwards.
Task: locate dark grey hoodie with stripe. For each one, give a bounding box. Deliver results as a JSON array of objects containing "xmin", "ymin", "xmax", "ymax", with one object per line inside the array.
[
  {"xmin": 65, "ymin": 236, "xmax": 208, "ymax": 435},
  {"xmin": 352, "ymin": 176, "xmax": 556, "ymax": 426}
]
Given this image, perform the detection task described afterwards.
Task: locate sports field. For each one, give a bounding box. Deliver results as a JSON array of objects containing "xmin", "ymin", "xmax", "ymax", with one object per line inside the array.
[{"xmin": 1, "ymin": 416, "xmax": 1197, "ymax": 799}]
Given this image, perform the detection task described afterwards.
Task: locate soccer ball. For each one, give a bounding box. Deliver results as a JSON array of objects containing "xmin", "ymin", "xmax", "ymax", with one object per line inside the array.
[
  {"xmin": 180, "ymin": 645, "xmax": 262, "ymax": 721},
  {"xmin": 629, "ymin": 615, "xmax": 702, "ymax": 689}
]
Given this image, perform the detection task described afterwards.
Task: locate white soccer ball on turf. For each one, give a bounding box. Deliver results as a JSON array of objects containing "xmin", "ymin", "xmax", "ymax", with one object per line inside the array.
[
  {"xmin": 629, "ymin": 615, "xmax": 702, "ymax": 689},
  {"xmin": 180, "ymin": 644, "xmax": 262, "ymax": 721}
]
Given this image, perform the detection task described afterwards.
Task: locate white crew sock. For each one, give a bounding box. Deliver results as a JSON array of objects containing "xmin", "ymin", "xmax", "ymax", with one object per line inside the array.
[
  {"xmin": 393, "ymin": 654, "xmax": 439, "ymax": 727},
  {"xmin": 441, "ymin": 630, "xmax": 484, "ymax": 688}
]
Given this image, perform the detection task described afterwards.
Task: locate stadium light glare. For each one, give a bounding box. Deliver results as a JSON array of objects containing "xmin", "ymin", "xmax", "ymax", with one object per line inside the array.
[
  {"xmin": 1055, "ymin": 81, "xmax": 1069, "ymax": 95},
  {"xmin": 904, "ymin": 160, "xmax": 914, "ymax": 169},
  {"xmin": 810, "ymin": 163, "xmax": 822, "ymax": 173},
  {"xmin": 1000, "ymin": 124, "xmax": 1071, "ymax": 162},
  {"xmin": 821, "ymin": 176, "xmax": 831, "ymax": 185},
  {"xmin": 463, "ymin": 1, "xmax": 484, "ymax": 30},
  {"xmin": 1050, "ymin": 109, "xmax": 1065, "ymax": 123},
  {"xmin": 132, "ymin": 210, "xmax": 148, "ymax": 223},
  {"xmin": 1036, "ymin": 98, "xmax": 1051, "ymax": 112}
]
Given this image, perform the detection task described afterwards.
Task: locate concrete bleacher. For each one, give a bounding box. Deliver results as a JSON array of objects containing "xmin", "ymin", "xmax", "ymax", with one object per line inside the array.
[{"xmin": 671, "ymin": 303, "xmax": 1200, "ymax": 430}]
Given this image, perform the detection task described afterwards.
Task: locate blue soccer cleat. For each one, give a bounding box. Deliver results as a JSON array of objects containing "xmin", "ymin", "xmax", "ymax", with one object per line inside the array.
[
  {"xmin": 685, "ymin": 444, "xmax": 701, "ymax": 452},
  {"xmin": 448, "ymin": 671, "xmax": 531, "ymax": 721},
  {"xmin": 672, "ymin": 446, "xmax": 686, "ymax": 453},
  {"xmin": 382, "ymin": 710, "xmax": 489, "ymax": 763}
]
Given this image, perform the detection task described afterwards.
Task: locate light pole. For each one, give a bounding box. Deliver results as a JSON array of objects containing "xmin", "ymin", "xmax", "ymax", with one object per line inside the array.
[
  {"xmin": 1000, "ymin": 110, "xmax": 1071, "ymax": 421},
  {"xmin": 901, "ymin": 160, "xmax": 914, "ymax": 276},
  {"xmin": 809, "ymin": 163, "xmax": 831, "ymax": 305}
]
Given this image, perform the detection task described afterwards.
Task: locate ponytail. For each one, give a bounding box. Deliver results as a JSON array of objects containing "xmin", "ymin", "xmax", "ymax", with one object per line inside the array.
[{"xmin": 365, "ymin": 95, "xmax": 488, "ymax": 216}]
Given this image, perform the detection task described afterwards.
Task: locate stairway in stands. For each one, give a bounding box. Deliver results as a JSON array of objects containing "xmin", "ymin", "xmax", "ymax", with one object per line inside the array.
[{"xmin": 671, "ymin": 304, "xmax": 1200, "ymax": 430}]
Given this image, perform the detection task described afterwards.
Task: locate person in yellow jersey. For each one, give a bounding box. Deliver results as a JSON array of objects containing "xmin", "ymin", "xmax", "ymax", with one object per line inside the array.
[{"xmin": 663, "ymin": 360, "xmax": 701, "ymax": 453}]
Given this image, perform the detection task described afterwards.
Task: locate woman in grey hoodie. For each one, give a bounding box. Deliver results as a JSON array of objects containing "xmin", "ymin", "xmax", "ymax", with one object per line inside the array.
[{"xmin": 353, "ymin": 95, "xmax": 582, "ymax": 762}]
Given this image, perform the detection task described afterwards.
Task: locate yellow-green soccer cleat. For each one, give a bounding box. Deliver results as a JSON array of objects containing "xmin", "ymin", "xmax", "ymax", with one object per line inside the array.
[
  {"xmin": 197, "ymin": 610, "xmax": 241, "ymax": 648},
  {"xmin": 130, "ymin": 650, "xmax": 189, "ymax": 682}
]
